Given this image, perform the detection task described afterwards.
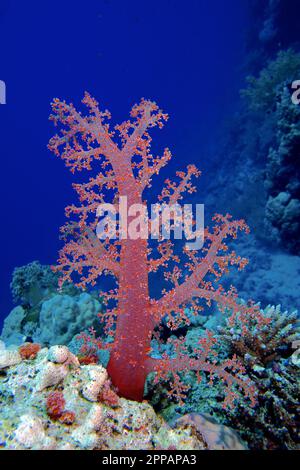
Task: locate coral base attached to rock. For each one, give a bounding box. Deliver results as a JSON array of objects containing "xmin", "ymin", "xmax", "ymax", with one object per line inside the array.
[{"xmin": 0, "ymin": 342, "xmax": 245, "ymax": 450}]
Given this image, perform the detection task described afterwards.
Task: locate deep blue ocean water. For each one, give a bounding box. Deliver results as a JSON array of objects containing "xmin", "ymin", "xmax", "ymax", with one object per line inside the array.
[{"xmin": 0, "ymin": 0, "xmax": 249, "ymax": 327}]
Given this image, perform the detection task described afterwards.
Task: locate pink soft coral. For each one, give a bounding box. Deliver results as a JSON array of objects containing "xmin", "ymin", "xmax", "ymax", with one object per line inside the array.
[{"xmin": 48, "ymin": 94, "xmax": 258, "ymax": 407}]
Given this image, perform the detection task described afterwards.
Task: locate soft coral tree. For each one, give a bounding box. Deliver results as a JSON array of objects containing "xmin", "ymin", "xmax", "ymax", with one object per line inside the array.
[{"xmin": 49, "ymin": 93, "xmax": 257, "ymax": 407}]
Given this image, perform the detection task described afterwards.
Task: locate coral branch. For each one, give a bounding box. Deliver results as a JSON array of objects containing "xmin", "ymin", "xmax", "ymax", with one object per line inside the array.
[
  {"xmin": 151, "ymin": 215, "xmax": 250, "ymax": 323},
  {"xmin": 149, "ymin": 333, "xmax": 257, "ymax": 409}
]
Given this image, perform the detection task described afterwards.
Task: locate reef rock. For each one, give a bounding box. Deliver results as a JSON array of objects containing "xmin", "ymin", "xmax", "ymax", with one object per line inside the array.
[{"xmin": 0, "ymin": 342, "xmax": 245, "ymax": 450}]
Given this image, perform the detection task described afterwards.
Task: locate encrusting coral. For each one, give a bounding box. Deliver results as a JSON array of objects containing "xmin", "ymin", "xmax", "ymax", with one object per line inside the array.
[
  {"xmin": 48, "ymin": 93, "xmax": 261, "ymax": 407},
  {"xmin": 46, "ymin": 391, "xmax": 76, "ymax": 424},
  {"xmin": 18, "ymin": 343, "xmax": 41, "ymax": 360}
]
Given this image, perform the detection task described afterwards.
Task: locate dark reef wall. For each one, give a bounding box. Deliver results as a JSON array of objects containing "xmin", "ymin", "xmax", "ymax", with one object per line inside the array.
[
  {"xmin": 206, "ymin": 1, "xmax": 300, "ymax": 256},
  {"xmin": 246, "ymin": 0, "xmax": 300, "ymax": 68}
]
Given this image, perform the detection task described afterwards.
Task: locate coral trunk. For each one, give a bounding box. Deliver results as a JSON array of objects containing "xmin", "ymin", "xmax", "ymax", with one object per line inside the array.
[{"xmin": 107, "ymin": 237, "xmax": 152, "ymax": 401}]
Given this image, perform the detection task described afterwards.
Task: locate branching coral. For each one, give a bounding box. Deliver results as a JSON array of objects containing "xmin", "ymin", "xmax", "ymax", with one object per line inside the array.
[
  {"xmin": 49, "ymin": 93, "xmax": 259, "ymax": 406},
  {"xmin": 218, "ymin": 304, "xmax": 299, "ymax": 367},
  {"xmin": 217, "ymin": 305, "xmax": 300, "ymax": 449}
]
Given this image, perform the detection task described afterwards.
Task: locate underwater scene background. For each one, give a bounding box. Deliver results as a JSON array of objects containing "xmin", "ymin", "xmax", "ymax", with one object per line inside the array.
[{"xmin": 0, "ymin": 0, "xmax": 299, "ymax": 451}]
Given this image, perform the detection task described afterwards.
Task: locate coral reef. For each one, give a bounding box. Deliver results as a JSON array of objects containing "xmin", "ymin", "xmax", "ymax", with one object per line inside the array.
[
  {"xmin": 203, "ymin": 48, "xmax": 300, "ymax": 317},
  {"xmin": 0, "ymin": 342, "xmax": 245, "ymax": 450},
  {"xmin": 240, "ymin": 50, "xmax": 300, "ymax": 253},
  {"xmin": 1, "ymin": 2, "xmax": 299, "ymax": 452}
]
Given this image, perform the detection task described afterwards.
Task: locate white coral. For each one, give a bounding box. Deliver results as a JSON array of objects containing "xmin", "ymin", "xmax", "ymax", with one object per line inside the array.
[
  {"xmin": 48, "ymin": 345, "xmax": 79, "ymax": 367},
  {"xmin": 36, "ymin": 362, "xmax": 69, "ymax": 391},
  {"xmin": 14, "ymin": 414, "xmax": 56, "ymax": 449},
  {"xmin": 0, "ymin": 341, "xmax": 22, "ymax": 369},
  {"xmin": 71, "ymin": 404, "xmax": 103, "ymax": 449},
  {"xmin": 81, "ymin": 365, "xmax": 108, "ymax": 402}
]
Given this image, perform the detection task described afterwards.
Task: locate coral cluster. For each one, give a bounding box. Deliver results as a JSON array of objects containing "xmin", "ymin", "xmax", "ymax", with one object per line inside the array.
[{"xmin": 218, "ymin": 304, "xmax": 298, "ymax": 366}]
